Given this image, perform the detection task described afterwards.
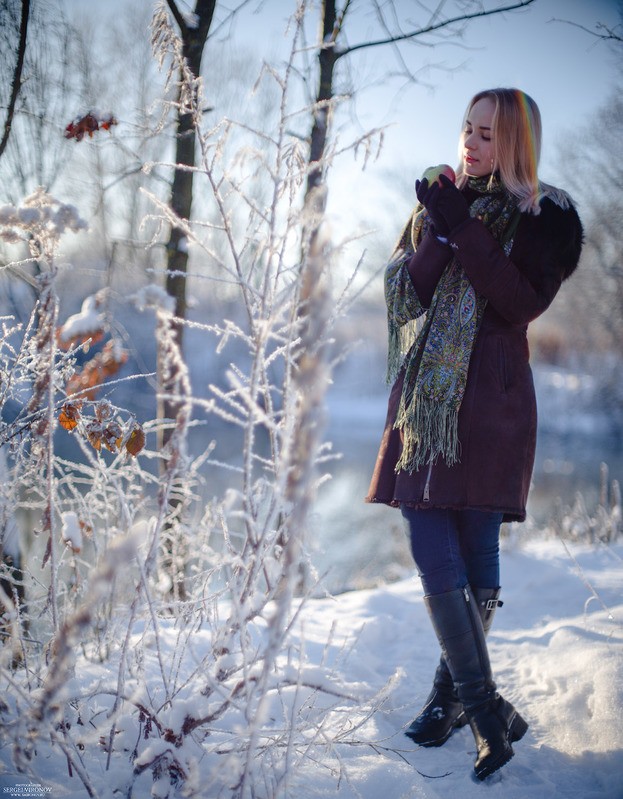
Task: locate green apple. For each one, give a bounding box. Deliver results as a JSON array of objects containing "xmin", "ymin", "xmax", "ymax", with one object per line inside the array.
[{"xmin": 421, "ymin": 164, "xmax": 456, "ymax": 186}]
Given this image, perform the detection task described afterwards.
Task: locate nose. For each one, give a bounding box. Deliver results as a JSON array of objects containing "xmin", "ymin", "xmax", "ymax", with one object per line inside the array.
[{"xmin": 464, "ymin": 131, "xmax": 477, "ymax": 150}]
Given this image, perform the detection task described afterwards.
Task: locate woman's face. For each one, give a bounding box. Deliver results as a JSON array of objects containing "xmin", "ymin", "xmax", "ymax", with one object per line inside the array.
[{"xmin": 461, "ymin": 97, "xmax": 496, "ymax": 177}]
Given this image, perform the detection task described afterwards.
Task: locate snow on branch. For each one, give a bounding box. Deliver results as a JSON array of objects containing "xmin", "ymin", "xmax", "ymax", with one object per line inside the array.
[
  {"xmin": 0, "ymin": 3, "xmax": 398, "ymax": 797},
  {"xmin": 0, "ymin": 187, "xmax": 87, "ymax": 261}
]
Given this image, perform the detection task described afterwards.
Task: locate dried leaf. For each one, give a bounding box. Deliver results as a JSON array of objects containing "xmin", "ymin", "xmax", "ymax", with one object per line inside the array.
[
  {"xmin": 64, "ymin": 112, "xmax": 117, "ymax": 142},
  {"xmin": 103, "ymin": 421, "xmax": 123, "ymax": 453},
  {"xmin": 86, "ymin": 421, "xmax": 103, "ymax": 451},
  {"xmin": 125, "ymin": 423, "xmax": 146, "ymax": 457},
  {"xmin": 95, "ymin": 400, "xmax": 113, "ymax": 423},
  {"xmin": 65, "ymin": 340, "xmax": 128, "ymax": 401},
  {"xmin": 59, "ymin": 402, "xmax": 82, "ymax": 431},
  {"xmin": 57, "ymin": 328, "xmax": 104, "ymax": 352}
]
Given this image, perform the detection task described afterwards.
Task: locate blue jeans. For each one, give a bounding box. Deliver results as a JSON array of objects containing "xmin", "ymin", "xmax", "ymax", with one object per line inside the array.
[{"xmin": 401, "ymin": 506, "xmax": 502, "ymax": 596}]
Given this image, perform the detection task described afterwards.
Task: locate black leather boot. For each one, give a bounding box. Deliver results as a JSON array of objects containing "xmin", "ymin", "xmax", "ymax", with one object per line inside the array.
[
  {"xmin": 404, "ymin": 656, "xmax": 464, "ymax": 746},
  {"xmin": 405, "ymin": 587, "xmax": 503, "ymax": 747},
  {"xmin": 424, "ymin": 585, "xmax": 528, "ymax": 780}
]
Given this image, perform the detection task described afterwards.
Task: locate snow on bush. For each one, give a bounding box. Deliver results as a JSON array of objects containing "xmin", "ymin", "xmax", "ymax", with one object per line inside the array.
[
  {"xmin": 0, "ymin": 187, "xmax": 87, "ymax": 257},
  {"xmin": 0, "ymin": 4, "xmax": 380, "ymax": 798}
]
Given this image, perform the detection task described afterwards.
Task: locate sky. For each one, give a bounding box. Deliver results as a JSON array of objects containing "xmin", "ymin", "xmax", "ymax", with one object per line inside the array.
[
  {"xmin": 344, "ymin": 0, "xmax": 621, "ymax": 176},
  {"xmin": 199, "ymin": 0, "xmax": 622, "ymax": 241},
  {"xmin": 317, "ymin": 0, "xmax": 622, "ymax": 233},
  {"xmin": 63, "ymin": 0, "xmax": 622, "ymax": 175},
  {"xmin": 59, "ymin": 0, "xmax": 621, "ymax": 238}
]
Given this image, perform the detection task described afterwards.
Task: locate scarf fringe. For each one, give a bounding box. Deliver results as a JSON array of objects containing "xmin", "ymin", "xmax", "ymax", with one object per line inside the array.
[
  {"xmin": 386, "ymin": 318, "xmax": 419, "ymax": 384},
  {"xmin": 394, "ymin": 395, "xmax": 460, "ymax": 473}
]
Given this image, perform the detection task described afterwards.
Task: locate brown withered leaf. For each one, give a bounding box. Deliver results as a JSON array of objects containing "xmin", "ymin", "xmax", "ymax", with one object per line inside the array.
[
  {"xmin": 95, "ymin": 400, "xmax": 113, "ymax": 423},
  {"xmin": 65, "ymin": 340, "xmax": 128, "ymax": 402},
  {"xmin": 85, "ymin": 420, "xmax": 103, "ymax": 451},
  {"xmin": 65, "ymin": 112, "xmax": 117, "ymax": 142},
  {"xmin": 125, "ymin": 423, "xmax": 146, "ymax": 457},
  {"xmin": 102, "ymin": 421, "xmax": 123, "ymax": 453},
  {"xmin": 59, "ymin": 402, "xmax": 82, "ymax": 431}
]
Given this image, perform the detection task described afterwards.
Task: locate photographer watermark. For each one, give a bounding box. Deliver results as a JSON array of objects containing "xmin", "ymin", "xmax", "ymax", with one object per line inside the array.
[{"xmin": 2, "ymin": 784, "xmax": 51, "ymax": 796}]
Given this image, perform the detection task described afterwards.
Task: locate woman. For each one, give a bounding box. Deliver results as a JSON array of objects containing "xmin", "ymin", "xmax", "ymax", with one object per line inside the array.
[{"xmin": 366, "ymin": 88, "xmax": 583, "ymax": 780}]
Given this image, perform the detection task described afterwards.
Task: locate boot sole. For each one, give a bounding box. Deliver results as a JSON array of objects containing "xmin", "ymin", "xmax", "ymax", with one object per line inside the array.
[{"xmin": 474, "ymin": 711, "xmax": 529, "ymax": 781}]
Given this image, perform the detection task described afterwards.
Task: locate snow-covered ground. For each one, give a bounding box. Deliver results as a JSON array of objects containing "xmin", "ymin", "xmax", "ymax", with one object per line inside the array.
[
  {"xmin": 288, "ymin": 536, "xmax": 623, "ymax": 799},
  {"xmin": 1, "ymin": 536, "xmax": 621, "ymax": 798},
  {"xmin": 1, "ymin": 294, "xmax": 621, "ymax": 797}
]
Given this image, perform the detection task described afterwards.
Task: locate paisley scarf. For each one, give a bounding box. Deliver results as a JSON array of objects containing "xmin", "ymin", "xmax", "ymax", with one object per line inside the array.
[{"xmin": 385, "ymin": 175, "xmax": 520, "ymax": 473}]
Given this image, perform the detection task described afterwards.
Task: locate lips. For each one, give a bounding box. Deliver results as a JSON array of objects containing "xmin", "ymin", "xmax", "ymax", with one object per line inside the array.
[{"xmin": 464, "ymin": 154, "xmax": 477, "ymax": 165}]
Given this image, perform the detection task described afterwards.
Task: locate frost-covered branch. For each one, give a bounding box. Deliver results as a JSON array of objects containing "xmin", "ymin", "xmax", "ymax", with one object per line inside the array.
[{"xmin": 0, "ymin": 2, "xmax": 383, "ymax": 796}]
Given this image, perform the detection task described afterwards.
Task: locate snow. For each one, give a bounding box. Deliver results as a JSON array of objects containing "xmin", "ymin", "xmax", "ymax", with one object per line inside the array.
[
  {"xmin": 60, "ymin": 511, "xmax": 82, "ymax": 553},
  {"xmin": 132, "ymin": 284, "xmax": 176, "ymax": 314},
  {"xmin": 0, "ymin": 451, "xmax": 20, "ymax": 560},
  {"xmin": 295, "ymin": 543, "xmax": 623, "ymax": 799},
  {"xmin": 0, "ymin": 535, "xmax": 621, "ymax": 798},
  {"xmin": 0, "ymin": 189, "xmax": 87, "ymax": 246},
  {"xmin": 57, "ymin": 294, "xmax": 104, "ymax": 345}
]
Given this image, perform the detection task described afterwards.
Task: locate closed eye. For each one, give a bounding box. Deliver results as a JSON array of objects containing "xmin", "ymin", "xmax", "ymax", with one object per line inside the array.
[{"xmin": 464, "ymin": 126, "xmax": 491, "ymax": 142}]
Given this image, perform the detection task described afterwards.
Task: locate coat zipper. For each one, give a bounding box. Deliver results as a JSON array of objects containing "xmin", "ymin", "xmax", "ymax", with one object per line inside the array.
[{"xmin": 423, "ymin": 462, "xmax": 433, "ymax": 502}]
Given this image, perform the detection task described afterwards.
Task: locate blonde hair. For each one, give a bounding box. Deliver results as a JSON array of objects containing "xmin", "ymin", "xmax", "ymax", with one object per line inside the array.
[{"xmin": 456, "ymin": 88, "xmax": 543, "ymax": 214}]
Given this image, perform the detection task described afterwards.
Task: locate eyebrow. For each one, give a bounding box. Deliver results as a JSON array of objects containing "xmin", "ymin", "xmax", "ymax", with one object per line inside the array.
[{"xmin": 466, "ymin": 118, "xmax": 491, "ymax": 130}]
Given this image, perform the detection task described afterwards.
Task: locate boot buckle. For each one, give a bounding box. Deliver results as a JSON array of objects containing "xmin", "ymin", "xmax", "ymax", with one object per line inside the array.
[{"xmin": 484, "ymin": 599, "xmax": 503, "ymax": 610}]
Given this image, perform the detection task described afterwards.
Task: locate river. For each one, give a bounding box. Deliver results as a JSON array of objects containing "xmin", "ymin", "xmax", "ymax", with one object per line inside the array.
[{"xmin": 309, "ymin": 363, "xmax": 622, "ymax": 592}]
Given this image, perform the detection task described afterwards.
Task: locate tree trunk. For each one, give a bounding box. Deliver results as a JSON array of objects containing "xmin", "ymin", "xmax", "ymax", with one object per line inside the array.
[
  {"xmin": 158, "ymin": 0, "xmax": 216, "ymax": 599},
  {"xmin": 0, "ymin": 0, "xmax": 30, "ymax": 161},
  {"xmin": 159, "ymin": 0, "xmax": 215, "ymax": 450},
  {"xmin": 305, "ymin": 0, "xmax": 339, "ymax": 216}
]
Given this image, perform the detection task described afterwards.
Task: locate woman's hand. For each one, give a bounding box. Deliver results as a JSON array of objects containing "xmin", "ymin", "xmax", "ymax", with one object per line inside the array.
[
  {"xmin": 435, "ymin": 174, "xmax": 470, "ymax": 232},
  {"xmin": 416, "ymin": 174, "xmax": 471, "ymax": 236},
  {"xmin": 415, "ymin": 177, "xmax": 450, "ymax": 236}
]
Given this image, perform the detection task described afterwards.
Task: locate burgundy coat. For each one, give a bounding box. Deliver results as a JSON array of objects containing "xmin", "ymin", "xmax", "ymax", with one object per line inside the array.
[{"xmin": 366, "ymin": 188, "xmax": 583, "ymax": 522}]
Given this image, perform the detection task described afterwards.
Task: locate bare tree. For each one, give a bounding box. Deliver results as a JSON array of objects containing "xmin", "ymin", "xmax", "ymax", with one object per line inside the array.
[
  {"xmin": 555, "ymin": 4, "xmax": 623, "ymax": 348},
  {"xmin": 103, "ymin": 4, "xmax": 171, "ymax": 256},
  {"xmin": 538, "ymin": 6, "xmax": 623, "ymax": 434},
  {"xmin": 551, "ymin": 5, "xmax": 623, "ymax": 47},
  {"xmin": 0, "ymin": 0, "xmax": 94, "ymax": 334},
  {"xmin": 303, "ymin": 0, "xmax": 537, "ymax": 229},
  {"xmin": 0, "ymin": 2, "xmax": 83, "ymax": 205},
  {"xmin": 158, "ymin": 1, "xmax": 215, "ymax": 331},
  {"xmin": 0, "ymin": 0, "xmax": 30, "ymax": 160},
  {"xmin": 555, "ymin": 99, "xmax": 623, "ymax": 344}
]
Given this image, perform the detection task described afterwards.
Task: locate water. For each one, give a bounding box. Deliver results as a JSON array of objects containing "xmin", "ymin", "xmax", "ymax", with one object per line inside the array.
[
  {"xmin": 182, "ymin": 361, "xmax": 621, "ymax": 593},
  {"xmin": 309, "ymin": 383, "xmax": 622, "ymax": 592}
]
